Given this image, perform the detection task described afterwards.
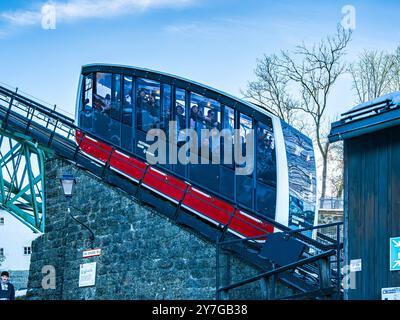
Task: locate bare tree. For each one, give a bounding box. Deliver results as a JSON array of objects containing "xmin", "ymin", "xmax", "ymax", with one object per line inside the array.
[
  {"xmin": 243, "ymin": 54, "xmax": 299, "ymax": 126},
  {"xmin": 391, "ymin": 46, "xmax": 400, "ymax": 92},
  {"xmin": 328, "ymin": 141, "xmax": 344, "ymax": 198},
  {"xmin": 278, "ymin": 26, "xmax": 352, "ymax": 199},
  {"xmin": 350, "ymin": 50, "xmax": 396, "ymax": 103}
]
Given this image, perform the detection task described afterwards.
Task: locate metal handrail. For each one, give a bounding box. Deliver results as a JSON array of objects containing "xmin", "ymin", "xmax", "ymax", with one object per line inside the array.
[
  {"xmin": 216, "ymin": 222, "xmax": 343, "ymax": 299},
  {"xmin": 219, "ymin": 221, "xmax": 343, "ymax": 252},
  {"xmin": 217, "ymin": 249, "xmax": 336, "ymax": 293}
]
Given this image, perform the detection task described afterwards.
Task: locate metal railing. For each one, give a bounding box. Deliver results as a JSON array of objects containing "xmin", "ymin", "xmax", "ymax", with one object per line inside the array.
[{"xmin": 216, "ymin": 222, "xmax": 344, "ymax": 300}]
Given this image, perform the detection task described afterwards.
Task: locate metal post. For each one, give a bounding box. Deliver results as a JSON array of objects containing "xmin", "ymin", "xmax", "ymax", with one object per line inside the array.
[
  {"xmin": 268, "ymin": 264, "xmax": 276, "ymax": 300},
  {"xmin": 101, "ymin": 147, "xmax": 114, "ymax": 178},
  {"xmin": 219, "ymin": 206, "xmax": 237, "ymax": 243},
  {"xmin": 216, "ymin": 238, "xmax": 220, "ymax": 300},
  {"xmin": 319, "ymin": 257, "xmax": 331, "ymax": 290},
  {"xmin": 173, "ymin": 184, "xmax": 190, "ymax": 220},
  {"xmin": 72, "ymin": 132, "xmax": 85, "ymax": 162},
  {"xmin": 336, "ymin": 223, "xmax": 342, "ymax": 297}
]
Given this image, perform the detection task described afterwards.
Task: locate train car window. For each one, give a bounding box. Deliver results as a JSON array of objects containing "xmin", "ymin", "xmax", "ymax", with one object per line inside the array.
[
  {"xmin": 256, "ymin": 182, "xmax": 276, "ymax": 218},
  {"xmin": 136, "ymin": 78, "xmax": 161, "ymax": 132},
  {"xmin": 79, "ymin": 74, "xmax": 94, "ymax": 132},
  {"xmin": 223, "ymin": 106, "xmax": 235, "ymax": 133},
  {"xmin": 237, "ymin": 113, "xmax": 254, "ymax": 209},
  {"xmin": 256, "ymin": 121, "xmax": 276, "ymax": 186},
  {"xmin": 110, "ymin": 74, "xmax": 122, "ymax": 121},
  {"xmin": 175, "ymin": 88, "xmax": 186, "ymax": 144},
  {"xmin": 190, "ymin": 93, "xmax": 221, "ymax": 131},
  {"xmin": 94, "ymin": 73, "xmax": 112, "ymax": 113},
  {"xmin": 161, "ymin": 84, "xmax": 172, "ymax": 131},
  {"xmin": 238, "ymin": 113, "xmax": 253, "ymax": 165},
  {"xmin": 237, "ymin": 174, "xmax": 253, "ymax": 209},
  {"xmin": 92, "ymin": 73, "xmax": 122, "ymax": 147},
  {"xmin": 222, "ymin": 106, "xmax": 235, "ymax": 167},
  {"xmin": 122, "ymin": 76, "xmax": 133, "ymax": 126},
  {"xmin": 82, "ymin": 74, "xmax": 93, "ymax": 112},
  {"xmin": 190, "ymin": 93, "xmax": 221, "ymax": 162},
  {"xmin": 239, "ymin": 113, "xmax": 253, "ymax": 144}
]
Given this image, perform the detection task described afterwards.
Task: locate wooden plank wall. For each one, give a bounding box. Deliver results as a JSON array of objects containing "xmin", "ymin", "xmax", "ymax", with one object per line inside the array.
[{"xmin": 344, "ymin": 126, "xmax": 400, "ymax": 299}]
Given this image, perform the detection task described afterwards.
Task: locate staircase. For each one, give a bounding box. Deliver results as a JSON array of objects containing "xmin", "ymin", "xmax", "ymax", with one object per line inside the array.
[{"xmin": 0, "ymin": 84, "xmax": 343, "ymax": 300}]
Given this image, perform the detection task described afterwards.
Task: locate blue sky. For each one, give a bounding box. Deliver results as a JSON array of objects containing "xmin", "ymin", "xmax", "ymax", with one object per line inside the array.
[{"xmin": 0, "ymin": 0, "xmax": 399, "ymax": 118}]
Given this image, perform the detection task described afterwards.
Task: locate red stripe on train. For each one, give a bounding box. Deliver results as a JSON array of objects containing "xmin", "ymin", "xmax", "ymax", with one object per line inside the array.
[
  {"xmin": 143, "ymin": 167, "xmax": 186, "ymax": 202},
  {"xmin": 75, "ymin": 130, "xmax": 272, "ymax": 240}
]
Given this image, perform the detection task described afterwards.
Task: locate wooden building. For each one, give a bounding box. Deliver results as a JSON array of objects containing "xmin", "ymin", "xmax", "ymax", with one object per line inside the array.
[{"xmin": 329, "ymin": 92, "xmax": 400, "ymax": 300}]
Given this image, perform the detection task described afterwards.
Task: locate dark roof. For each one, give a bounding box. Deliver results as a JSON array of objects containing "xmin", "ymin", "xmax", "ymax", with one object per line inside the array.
[{"xmin": 329, "ymin": 92, "xmax": 400, "ymax": 142}]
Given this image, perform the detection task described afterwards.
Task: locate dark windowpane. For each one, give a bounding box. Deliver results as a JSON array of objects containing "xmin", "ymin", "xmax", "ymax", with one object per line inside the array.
[
  {"xmin": 189, "ymin": 93, "xmax": 221, "ymax": 163},
  {"xmin": 256, "ymin": 121, "xmax": 276, "ymax": 186},
  {"xmin": 136, "ymin": 78, "xmax": 161, "ymax": 132},
  {"xmin": 256, "ymin": 181, "xmax": 276, "ymax": 219},
  {"xmin": 161, "ymin": 84, "xmax": 172, "ymax": 131},
  {"xmin": 190, "ymin": 93, "xmax": 221, "ymax": 131},
  {"xmin": 220, "ymin": 166, "xmax": 234, "ymax": 200},
  {"xmin": 122, "ymin": 76, "xmax": 133, "ymax": 126},
  {"xmin": 80, "ymin": 74, "xmax": 93, "ymax": 131},
  {"xmin": 236, "ymin": 113, "xmax": 253, "ymax": 173},
  {"xmin": 93, "ymin": 73, "xmax": 121, "ymax": 147},
  {"xmin": 94, "ymin": 73, "xmax": 112, "ymax": 112},
  {"xmin": 172, "ymin": 88, "xmax": 187, "ymax": 176},
  {"xmin": 223, "ymin": 106, "xmax": 235, "ymax": 133},
  {"xmin": 236, "ymin": 114, "xmax": 254, "ymax": 209},
  {"xmin": 175, "ymin": 88, "xmax": 186, "ymax": 143},
  {"xmin": 237, "ymin": 174, "xmax": 253, "ymax": 209},
  {"xmin": 82, "ymin": 74, "xmax": 93, "ymax": 111},
  {"xmin": 239, "ymin": 113, "xmax": 252, "ymax": 144},
  {"xmin": 110, "ymin": 74, "xmax": 121, "ymax": 121},
  {"xmin": 189, "ymin": 164, "xmax": 220, "ymax": 193},
  {"xmin": 222, "ymin": 105, "xmax": 235, "ymax": 167}
]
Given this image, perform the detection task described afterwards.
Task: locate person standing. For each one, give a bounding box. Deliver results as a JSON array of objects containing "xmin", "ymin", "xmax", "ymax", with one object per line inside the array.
[{"xmin": 0, "ymin": 271, "xmax": 15, "ymax": 301}]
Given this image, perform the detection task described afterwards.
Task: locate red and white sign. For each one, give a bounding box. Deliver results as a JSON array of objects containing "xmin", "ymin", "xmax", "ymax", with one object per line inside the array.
[{"xmin": 82, "ymin": 248, "xmax": 102, "ymax": 258}]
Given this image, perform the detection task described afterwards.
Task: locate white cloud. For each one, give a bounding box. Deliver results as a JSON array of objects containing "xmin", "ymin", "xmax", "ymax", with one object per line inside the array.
[
  {"xmin": 0, "ymin": 0, "xmax": 196, "ymax": 28},
  {"xmin": 163, "ymin": 17, "xmax": 258, "ymax": 37},
  {"xmin": 164, "ymin": 23, "xmax": 201, "ymax": 35},
  {"xmin": 0, "ymin": 10, "xmax": 41, "ymax": 27}
]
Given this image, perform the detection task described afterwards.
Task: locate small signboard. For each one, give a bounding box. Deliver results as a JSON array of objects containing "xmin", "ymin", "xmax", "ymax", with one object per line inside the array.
[
  {"xmin": 350, "ymin": 259, "xmax": 362, "ymax": 272},
  {"xmin": 79, "ymin": 262, "xmax": 97, "ymax": 288},
  {"xmin": 382, "ymin": 287, "xmax": 400, "ymax": 300},
  {"xmin": 83, "ymin": 248, "xmax": 102, "ymax": 259},
  {"xmin": 390, "ymin": 237, "xmax": 400, "ymax": 271}
]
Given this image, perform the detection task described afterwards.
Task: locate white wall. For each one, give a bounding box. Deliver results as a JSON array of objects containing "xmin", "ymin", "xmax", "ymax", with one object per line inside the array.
[{"xmin": 0, "ymin": 210, "xmax": 41, "ymax": 271}]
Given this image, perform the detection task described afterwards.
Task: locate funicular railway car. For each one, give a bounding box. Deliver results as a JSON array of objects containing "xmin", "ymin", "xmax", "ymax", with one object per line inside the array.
[{"xmin": 75, "ymin": 64, "xmax": 318, "ymax": 240}]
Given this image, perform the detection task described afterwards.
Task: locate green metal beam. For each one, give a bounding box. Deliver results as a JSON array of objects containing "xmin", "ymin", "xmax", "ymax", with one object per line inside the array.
[{"xmin": 0, "ymin": 126, "xmax": 50, "ymax": 233}]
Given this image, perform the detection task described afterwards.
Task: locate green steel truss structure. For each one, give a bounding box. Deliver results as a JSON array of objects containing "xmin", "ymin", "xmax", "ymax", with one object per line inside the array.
[{"xmin": 0, "ymin": 123, "xmax": 52, "ymax": 233}]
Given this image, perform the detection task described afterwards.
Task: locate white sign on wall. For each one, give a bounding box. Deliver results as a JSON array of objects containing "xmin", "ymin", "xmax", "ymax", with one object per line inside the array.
[
  {"xmin": 83, "ymin": 248, "xmax": 102, "ymax": 259},
  {"xmin": 350, "ymin": 259, "xmax": 362, "ymax": 272},
  {"xmin": 79, "ymin": 262, "xmax": 97, "ymax": 288},
  {"xmin": 382, "ymin": 287, "xmax": 400, "ymax": 300}
]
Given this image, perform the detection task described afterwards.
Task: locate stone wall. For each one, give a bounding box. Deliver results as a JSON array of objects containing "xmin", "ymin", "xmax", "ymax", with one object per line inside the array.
[
  {"xmin": 318, "ymin": 210, "xmax": 343, "ymax": 225},
  {"xmin": 27, "ymin": 157, "xmax": 289, "ymax": 300}
]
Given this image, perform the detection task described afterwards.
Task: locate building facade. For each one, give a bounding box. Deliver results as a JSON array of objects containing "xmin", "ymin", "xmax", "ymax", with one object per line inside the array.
[
  {"xmin": 0, "ymin": 210, "xmax": 41, "ymax": 291},
  {"xmin": 329, "ymin": 92, "xmax": 400, "ymax": 299}
]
